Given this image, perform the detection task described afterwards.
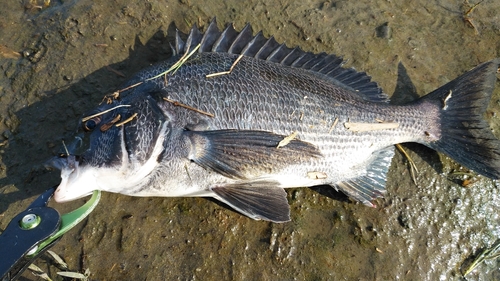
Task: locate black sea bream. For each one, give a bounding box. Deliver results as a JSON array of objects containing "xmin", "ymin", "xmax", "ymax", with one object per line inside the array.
[{"xmin": 52, "ymin": 19, "xmax": 500, "ymax": 222}]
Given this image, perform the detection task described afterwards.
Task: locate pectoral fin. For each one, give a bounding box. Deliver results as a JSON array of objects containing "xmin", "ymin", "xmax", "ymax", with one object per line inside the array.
[
  {"xmin": 211, "ymin": 181, "xmax": 290, "ymax": 223},
  {"xmin": 185, "ymin": 129, "xmax": 321, "ymax": 179}
]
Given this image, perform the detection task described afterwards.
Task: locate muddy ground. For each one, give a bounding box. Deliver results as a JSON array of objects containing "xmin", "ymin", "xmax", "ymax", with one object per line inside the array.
[{"xmin": 1, "ymin": 0, "xmax": 499, "ymax": 280}]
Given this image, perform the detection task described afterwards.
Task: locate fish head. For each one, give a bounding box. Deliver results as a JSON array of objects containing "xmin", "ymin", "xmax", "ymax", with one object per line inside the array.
[{"xmin": 53, "ymin": 93, "xmax": 169, "ymax": 202}]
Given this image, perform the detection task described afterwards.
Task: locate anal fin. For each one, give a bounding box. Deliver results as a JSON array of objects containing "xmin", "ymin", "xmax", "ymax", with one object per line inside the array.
[
  {"xmin": 211, "ymin": 181, "xmax": 290, "ymax": 223},
  {"xmin": 334, "ymin": 146, "xmax": 395, "ymax": 207}
]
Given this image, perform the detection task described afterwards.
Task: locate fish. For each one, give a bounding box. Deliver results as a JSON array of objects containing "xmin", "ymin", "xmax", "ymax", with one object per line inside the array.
[{"xmin": 51, "ymin": 19, "xmax": 500, "ymax": 223}]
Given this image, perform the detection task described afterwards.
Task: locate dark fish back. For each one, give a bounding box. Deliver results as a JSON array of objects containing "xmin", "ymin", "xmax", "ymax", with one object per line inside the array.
[{"xmin": 173, "ymin": 18, "xmax": 387, "ymax": 103}]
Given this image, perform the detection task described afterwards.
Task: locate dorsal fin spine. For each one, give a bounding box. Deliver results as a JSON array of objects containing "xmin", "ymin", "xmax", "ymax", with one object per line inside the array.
[
  {"xmin": 174, "ymin": 30, "xmax": 184, "ymax": 56},
  {"xmin": 199, "ymin": 18, "xmax": 220, "ymax": 53},
  {"xmin": 173, "ymin": 19, "xmax": 388, "ymax": 103},
  {"xmin": 228, "ymin": 23, "xmax": 253, "ymax": 54},
  {"xmin": 267, "ymin": 43, "xmax": 287, "ymax": 62}
]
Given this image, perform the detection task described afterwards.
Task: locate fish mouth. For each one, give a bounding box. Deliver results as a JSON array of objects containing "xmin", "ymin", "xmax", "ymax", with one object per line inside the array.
[
  {"xmin": 48, "ymin": 124, "xmax": 131, "ymax": 202},
  {"xmin": 47, "ymin": 155, "xmax": 97, "ymax": 202}
]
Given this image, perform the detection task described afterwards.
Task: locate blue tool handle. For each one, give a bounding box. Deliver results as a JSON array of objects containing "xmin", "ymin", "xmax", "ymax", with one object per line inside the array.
[{"xmin": 0, "ymin": 206, "xmax": 60, "ymax": 280}]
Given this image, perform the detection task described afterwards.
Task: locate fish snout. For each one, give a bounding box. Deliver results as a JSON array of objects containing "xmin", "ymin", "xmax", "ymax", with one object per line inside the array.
[
  {"xmin": 45, "ymin": 155, "xmax": 79, "ymax": 171},
  {"xmin": 53, "ymin": 166, "xmax": 95, "ymax": 202}
]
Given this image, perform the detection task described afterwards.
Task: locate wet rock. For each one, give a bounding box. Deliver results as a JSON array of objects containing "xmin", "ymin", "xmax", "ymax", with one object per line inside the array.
[{"xmin": 376, "ymin": 22, "xmax": 391, "ymax": 39}]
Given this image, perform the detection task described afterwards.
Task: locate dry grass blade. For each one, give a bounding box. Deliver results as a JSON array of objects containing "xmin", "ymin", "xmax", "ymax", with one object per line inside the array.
[
  {"xmin": 307, "ymin": 171, "xmax": 327, "ymax": 179},
  {"xmin": 277, "ymin": 131, "xmax": 298, "ymax": 148},
  {"xmin": 146, "ymin": 43, "xmax": 201, "ymax": 81},
  {"xmin": 81, "ymin": 105, "xmax": 131, "ymax": 122},
  {"xmin": 0, "ymin": 45, "xmax": 22, "ymax": 59},
  {"xmin": 61, "ymin": 140, "xmax": 70, "ymax": 156},
  {"xmin": 184, "ymin": 164, "xmax": 192, "ymax": 181},
  {"xmin": 163, "ymin": 97, "xmax": 214, "ymax": 117},
  {"xmin": 47, "ymin": 250, "xmax": 68, "ymax": 269},
  {"xmin": 96, "ymin": 38, "xmax": 201, "ymax": 101},
  {"xmin": 328, "ymin": 117, "xmax": 339, "ymax": 134},
  {"xmin": 395, "ymin": 144, "xmax": 418, "ymax": 184},
  {"xmin": 28, "ymin": 264, "xmax": 53, "ymax": 281},
  {"xmin": 463, "ymin": 239, "xmax": 500, "ymax": 276},
  {"xmin": 344, "ymin": 122, "xmax": 399, "ymax": 132},
  {"xmin": 443, "ymin": 90, "xmax": 453, "ymax": 110},
  {"xmin": 450, "ymin": 171, "xmax": 475, "ymax": 177},
  {"xmin": 206, "ymin": 54, "xmax": 244, "ymax": 78},
  {"xmin": 57, "ymin": 271, "xmax": 88, "ymax": 280}
]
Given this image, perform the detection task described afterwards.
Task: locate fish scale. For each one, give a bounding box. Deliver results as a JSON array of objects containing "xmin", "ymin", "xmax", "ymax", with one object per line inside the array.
[
  {"xmin": 163, "ymin": 53, "xmax": 420, "ymax": 152},
  {"xmin": 50, "ymin": 19, "xmax": 500, "ymax": 223}
]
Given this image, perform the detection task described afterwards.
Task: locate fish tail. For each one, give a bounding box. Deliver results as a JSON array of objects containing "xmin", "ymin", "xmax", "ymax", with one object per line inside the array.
[{"xmin": 422, "ymin": 58, "xmax": 500, "ymax": 179}]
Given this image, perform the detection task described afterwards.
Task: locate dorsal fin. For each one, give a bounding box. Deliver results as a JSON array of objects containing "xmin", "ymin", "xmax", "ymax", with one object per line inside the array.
[{"xmin": 175, "ymin": 18, "xmax": 388, "ymax": 103}]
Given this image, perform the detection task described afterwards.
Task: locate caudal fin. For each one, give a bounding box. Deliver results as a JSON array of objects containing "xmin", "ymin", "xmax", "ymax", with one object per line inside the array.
[{"xmin": 423, "ymin": 59, "xmax": 500, "ymax": 179}]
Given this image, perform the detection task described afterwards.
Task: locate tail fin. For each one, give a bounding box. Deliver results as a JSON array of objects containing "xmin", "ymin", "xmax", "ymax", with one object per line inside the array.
[{"xmin": 423, "ymin": 59, "xmax": 500, "ymax": 179}]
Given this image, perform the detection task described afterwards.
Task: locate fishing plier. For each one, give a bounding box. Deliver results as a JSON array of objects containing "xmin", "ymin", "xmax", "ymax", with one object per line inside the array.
[{"xmin": 0, "ymin": 187, "xmax": 100, "ymax": 280}]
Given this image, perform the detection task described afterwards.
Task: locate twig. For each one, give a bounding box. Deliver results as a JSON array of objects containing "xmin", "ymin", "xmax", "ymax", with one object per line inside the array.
[
  {"xmin": 100, "ymin": 114, "xmax": 121, "ymax": 132},
  {"xmin": 163, "ymin": 98, "xmax": 214, "ymax": 117},
  {"xmin": 463, "ymin": 0, "xmax": 484, "ymax": 35},
  {"xmin": 101, "ymin": 82, "xmax": 144, "ymax": 104},
  {"xmin": 106, "ymin": 66, "xmax": 125, "ymax": 77},
  {"xmin": 115, "ymin": 113, "xmax": 138, "ymax": 127},
  {"xmin": 117, "ymin": 82, "xmax": 143, "ymax": 93}
]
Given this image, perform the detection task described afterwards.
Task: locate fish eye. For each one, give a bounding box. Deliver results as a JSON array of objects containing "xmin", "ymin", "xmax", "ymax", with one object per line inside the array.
[{"xmin": 82, "ymin": 117, "xmax": 101, "ymax": 131}]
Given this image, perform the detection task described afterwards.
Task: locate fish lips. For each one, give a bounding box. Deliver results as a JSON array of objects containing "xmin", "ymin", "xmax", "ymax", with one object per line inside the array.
[{"xmin": 47, "ymin": 155, "xmax": 96, "ymax": 202}]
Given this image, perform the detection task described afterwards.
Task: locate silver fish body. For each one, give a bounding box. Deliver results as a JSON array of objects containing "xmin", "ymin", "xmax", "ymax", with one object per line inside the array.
[{"xmin": 53, "ymin": 20, "xmax": 500, "ymax": 222}]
